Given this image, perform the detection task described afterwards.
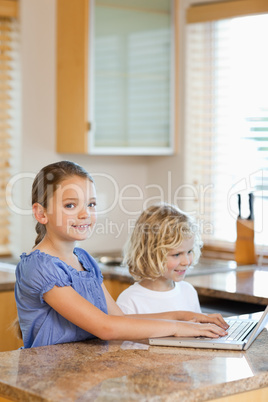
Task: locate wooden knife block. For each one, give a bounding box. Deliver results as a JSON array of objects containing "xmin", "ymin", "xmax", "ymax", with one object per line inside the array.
[{"xmin": 235, "ymin": 219, "xmax": 256, "ymax": 264}]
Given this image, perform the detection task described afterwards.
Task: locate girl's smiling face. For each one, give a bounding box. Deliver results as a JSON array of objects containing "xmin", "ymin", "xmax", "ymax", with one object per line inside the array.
[
  {"xmin": 45, "ymin": 175, "xmax": 97, "ymax": 242},
  {"xmin": 164, "ymin": 237, "xmax": 195, "ymax": 283}
]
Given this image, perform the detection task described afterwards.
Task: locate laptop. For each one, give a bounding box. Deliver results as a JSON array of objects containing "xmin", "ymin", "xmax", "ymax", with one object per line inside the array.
[{"xmin": 149, "ymin": 305, "xmax": 268, "ymax": 351}]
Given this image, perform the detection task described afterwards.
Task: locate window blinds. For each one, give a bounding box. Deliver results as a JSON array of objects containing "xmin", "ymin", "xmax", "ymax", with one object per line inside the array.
[
  {"xmin": 183, "ymin": 12, "xmax": 268, "ymax": 251},
  {"xmin": 0, "ymin": 1, "xmax": 19, "ymax": 255},
  {"xmin": 93, "ymin": 0, "xmax": 172, "ymax": 150}
]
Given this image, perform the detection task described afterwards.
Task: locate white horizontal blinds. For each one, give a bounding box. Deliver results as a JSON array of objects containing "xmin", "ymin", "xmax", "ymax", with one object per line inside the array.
[
  {"xmin": 244, "ymin": 111, "xmax": 268, "ymax": 250},
  {"xmin": 184, "ymin": 12, "xmax": 268, "ymax": 247},
  {"xmin": 93, "ymin": 0, "xmax": 171, "ymax": 148},
  {"xmin": 0, "ymin": 12, "xmax": 19, "ymax": 255},
  {"xmin": 247, "ymin": 115, "xmax": 268, "ymax": 197},
  {"xmin": 128, "ymin": 27, "xmax": 170, "ymax": 147},
  {"xmin": 184, "ymin": 21, "xmax": 226, "ymax": 243}
]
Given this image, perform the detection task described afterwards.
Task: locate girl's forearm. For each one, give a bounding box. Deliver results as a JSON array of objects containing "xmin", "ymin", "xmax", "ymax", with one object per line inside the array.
[
  {"xmin": 97, "ymin": 315, "xmax": 178, "ymax": 340},
  {"xmin": 44, "ymin": 286, "xmax": 227, "ymax": 340},
  {"xmin": 97, "ymin": 314, "xmax": 227, "ymax": 340},
  {"xmin": 45, "ymin": 286, "xmax": 178, "ymax": 339}
]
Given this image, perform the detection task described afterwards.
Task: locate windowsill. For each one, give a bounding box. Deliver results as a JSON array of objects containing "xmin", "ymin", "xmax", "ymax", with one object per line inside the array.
[
  {"xmin": 202, "ymin": 242, "xmax": 268, "ymax": 265},
  {"xmin": 201, "ymin": 243, "xmax": 235, "ymax": 260}
]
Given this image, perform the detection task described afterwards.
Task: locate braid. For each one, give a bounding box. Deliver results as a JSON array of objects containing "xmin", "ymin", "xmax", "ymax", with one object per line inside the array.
[
  {"xmin": 34, "ymin": 222, "xmax": 47, "ymax": 247},
  {"xmin": 11, "ymin": 317, "xmax": 23, "ymax": 340}
]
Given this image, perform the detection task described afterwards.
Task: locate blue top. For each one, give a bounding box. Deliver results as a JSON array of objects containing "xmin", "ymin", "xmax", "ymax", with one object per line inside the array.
[{"xmin": 15, "ymin": 247, "xmax": 108, "ymax": 348}]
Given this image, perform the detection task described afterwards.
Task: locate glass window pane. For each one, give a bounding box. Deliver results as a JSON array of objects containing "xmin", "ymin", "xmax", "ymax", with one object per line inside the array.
[
  {"xmin": 93, "ymin": 0, "xmax": 172, "ymax": 149},
  {"xmin": 184, "ymin": 13, "xmax": 268, "ymax": 249}
]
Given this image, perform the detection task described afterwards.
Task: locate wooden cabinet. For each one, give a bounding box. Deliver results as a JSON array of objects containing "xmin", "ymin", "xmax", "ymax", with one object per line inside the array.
[
  {"xmin": 210, "ymin": 387, "xmax": 268, "ymax": 402},
  {"xmin": 56, "ymin": 0, "xmax": 180, "ymax": 155},
  {"xmin": 56, "ymin": 0, "xmax": 89, "ymax": 154},
  {"xmin": 103, "ymin": 279, "xmax": 130, "ymax": 301},
  {"xmin": 0, "ymin": 291, "xmax": 23, "ymax": 352}
]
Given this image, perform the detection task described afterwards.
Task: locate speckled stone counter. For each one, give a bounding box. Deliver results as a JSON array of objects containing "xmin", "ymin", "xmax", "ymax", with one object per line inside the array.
[
  {"xmin": 1, "ymin": 258, "xmax": 268, "ymax": 314},
  {"xmin": 186, "ymin": 268, "xmax": 268, "ymax": 306},
  {"xmin": 1, "ymin": 260, "xmax": 268, "ymax": 306},
  {"xmin": 0, "ymin": 315, "xmax": 268, "ymax": 402},
  {"xmin": 101, "ymin": 262, "xmax": 268, "ymax": 307}
]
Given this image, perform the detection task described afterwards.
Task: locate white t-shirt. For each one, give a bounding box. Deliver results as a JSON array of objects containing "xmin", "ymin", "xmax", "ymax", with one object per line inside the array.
[{"xmin": 116, "ymin": 281, "xmax": 202, "ymax": 315}]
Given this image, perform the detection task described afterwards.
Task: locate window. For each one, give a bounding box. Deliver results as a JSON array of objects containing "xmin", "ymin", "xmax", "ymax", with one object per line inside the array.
[
  {"xmin": 90, "ymin": 0, "xmax": 174, "ymax": 154},
  {"xmin": 183, "ymin": 0, "xmax": 268, "ymax": 256},
  {"xmin": 0, "ymin": 0, "xmax": 19, "ymax": 256}
]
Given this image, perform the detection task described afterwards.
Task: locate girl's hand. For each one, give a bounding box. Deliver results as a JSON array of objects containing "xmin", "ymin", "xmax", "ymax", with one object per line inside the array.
[
  {"xmin": 174, "ymin": 321, "xmax": 228, "ymax": 338},
  {"xmin": 188, "ymin": 313, "xmax": 229, "ymax": 330}
]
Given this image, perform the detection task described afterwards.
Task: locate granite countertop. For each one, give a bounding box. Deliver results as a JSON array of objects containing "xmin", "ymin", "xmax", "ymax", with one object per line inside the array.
[
  {"xmin": 1, "ymin": 259, "xmax": 268, "ymax": 306},
  {"xmin": 98, "ymin": 261, "xmax": 268, "ymax": 306},
  {"xmin": 186, "ymin": 268, "xmax": 268, "ymax": 306},
  {"xmin": 0, "ymin": 313, "xmax": 267, "ymax": 402}
]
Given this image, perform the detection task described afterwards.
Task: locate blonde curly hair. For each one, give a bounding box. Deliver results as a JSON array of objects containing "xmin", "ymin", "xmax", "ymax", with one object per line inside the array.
[{"xmin": 123, "ymin": 203, "xmax": 202, "ymax": 281}]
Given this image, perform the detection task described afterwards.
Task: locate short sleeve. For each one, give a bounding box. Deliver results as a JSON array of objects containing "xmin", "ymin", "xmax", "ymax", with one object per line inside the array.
[
  {"xmin": 16, "ymin": 251, "xmax": 72, "ymax": 304},
  {"xmin": 183, "ymin": 282, "xmax": 202, "ymax": 313},
  {"xmin": 116, "ymin": 299, "xmax": 136, "ymax": 315},
  {"xmin": 116, "ymin": 286, "xmax": 137, "ymax": 314}
]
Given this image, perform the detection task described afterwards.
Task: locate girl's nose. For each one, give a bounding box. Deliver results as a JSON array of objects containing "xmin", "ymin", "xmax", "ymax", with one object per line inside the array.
[{"xmin": 78, "ymin": 206, "xmax": 90, "ymax": 219}]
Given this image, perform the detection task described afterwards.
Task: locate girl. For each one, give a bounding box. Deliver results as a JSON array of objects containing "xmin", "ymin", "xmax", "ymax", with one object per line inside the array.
[
  {"xmin": 117, "ymin": 204, "xmax": 208, "ymax": 315},
  {"xmin": 15, "ymin": 161, "xmax": 228, "ymax": 348}
]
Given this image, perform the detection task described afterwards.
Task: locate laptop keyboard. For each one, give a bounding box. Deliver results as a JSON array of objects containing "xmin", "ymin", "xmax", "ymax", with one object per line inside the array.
[{"xmin": 224, "ymin": 319, "xmax": 256, "ymax": 341}]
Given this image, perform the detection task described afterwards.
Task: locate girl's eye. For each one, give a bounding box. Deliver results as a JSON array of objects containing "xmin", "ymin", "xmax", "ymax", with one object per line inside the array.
[
  {"xmin": 89, "ymin": 202, "xmax": 97, "ymax": 208},
  {"xmin": 188, "ymin": 250, "xmax": 193, "ymax": 255},
  {"xmin": 173, "ymin": 253, "xmax": 181, "ymax": 257},
  {"xmin": 65, "ymin": 203, "xmax": 75, "ymax": 209}
]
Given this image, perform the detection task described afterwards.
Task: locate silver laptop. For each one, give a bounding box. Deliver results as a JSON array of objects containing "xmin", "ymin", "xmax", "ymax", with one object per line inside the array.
[{"xmin": 149, "ymin": 306, "xmax": 268, "ymax": 351}]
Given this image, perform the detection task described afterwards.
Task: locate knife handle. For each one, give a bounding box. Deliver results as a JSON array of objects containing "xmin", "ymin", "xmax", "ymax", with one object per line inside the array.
[
  {"xmin": 237, "ymin": 194, "xmax": 241, "ymax": 218},
  {"xmin": 248, "ymin": 193, "xmax": 254, "ymax": 220}
]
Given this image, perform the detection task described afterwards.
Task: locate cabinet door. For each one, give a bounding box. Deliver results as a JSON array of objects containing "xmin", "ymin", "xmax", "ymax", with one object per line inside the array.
[
  {"xmin": 0, "ymin": 291, "xmax": 23, "ymax": 352},
  {"xmin": 56, "ymin": 0, "xmax": 89, "ymax": 154},
  {"xmin": 90, "ymin": 0, "xmax": 177, "ymax": 155},
  {"xmin": 56, "ymin": 0, "xmax": 179, "ymax": 155}
]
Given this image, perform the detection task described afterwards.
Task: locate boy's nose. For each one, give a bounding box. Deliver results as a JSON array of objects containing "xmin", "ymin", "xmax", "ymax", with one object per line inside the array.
[{"xmin": 181, "ymin": 254, "xmax": 190, "ymax": 266}]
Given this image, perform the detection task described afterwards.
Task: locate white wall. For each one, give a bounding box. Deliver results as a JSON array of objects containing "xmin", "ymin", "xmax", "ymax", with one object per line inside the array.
[
  {"xmin": 15, "ymin": 0, "xmax": 183, "ymax": 258},
  {"xmin": 147, "ymin": 154, "xmax": 184, "ymax": 207}
]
